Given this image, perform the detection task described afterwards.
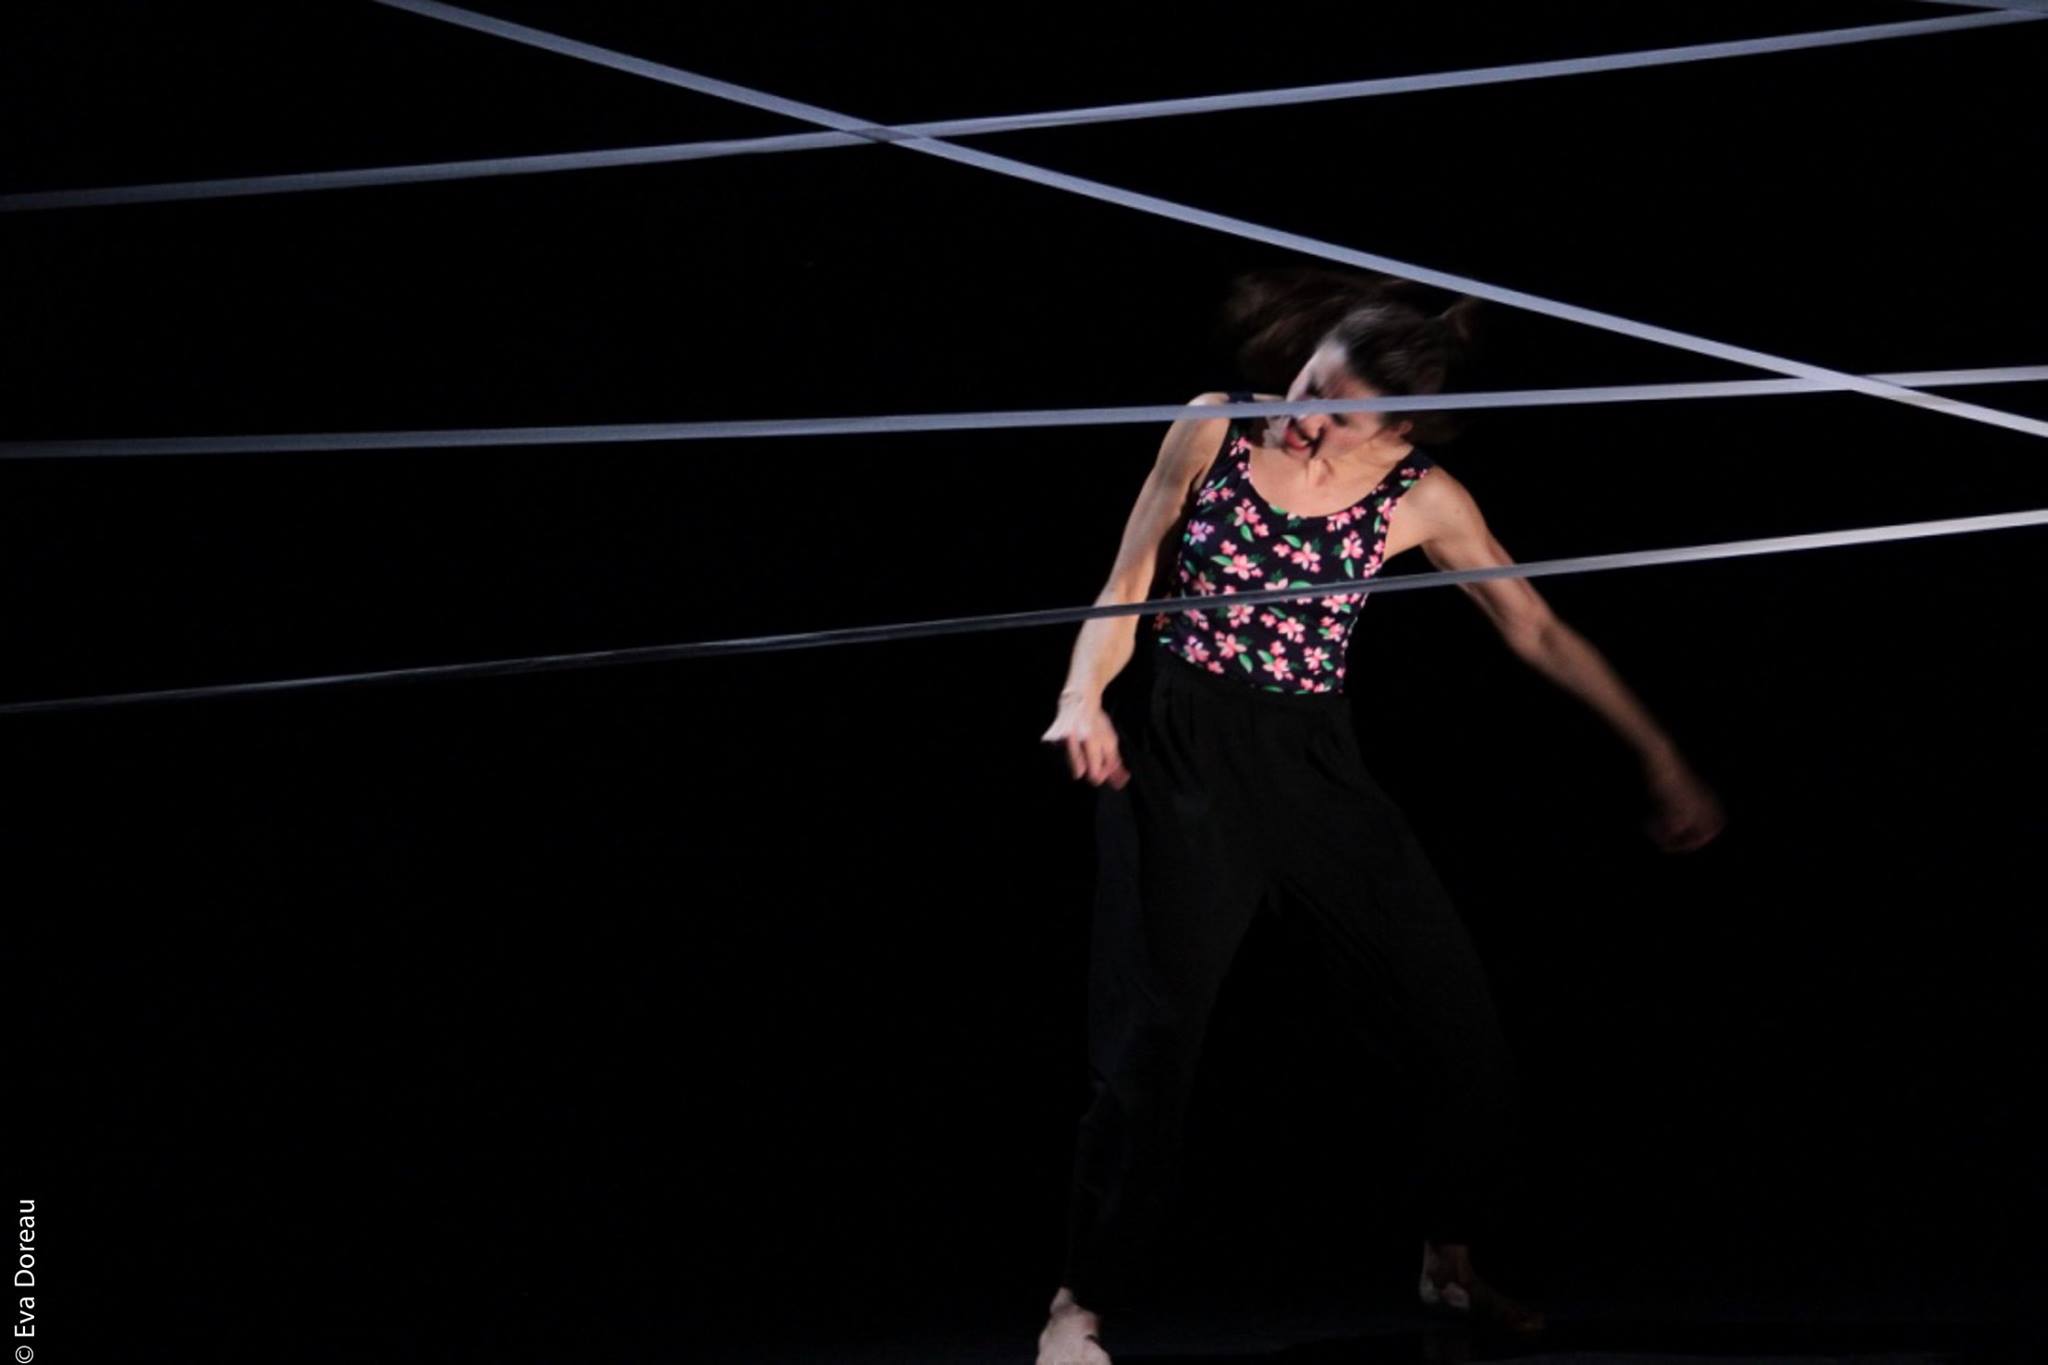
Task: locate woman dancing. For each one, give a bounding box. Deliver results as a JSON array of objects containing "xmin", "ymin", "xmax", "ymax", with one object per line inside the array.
[{"xmin": 1035, "ymin": 270, "xmax": 1725, "ymax": 1363}]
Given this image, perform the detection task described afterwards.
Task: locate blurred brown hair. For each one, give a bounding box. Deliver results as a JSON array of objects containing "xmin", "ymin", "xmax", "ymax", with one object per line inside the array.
[{"xmin": 1220, "ymin": 267, "xmax": 1482, "ymax": 443}]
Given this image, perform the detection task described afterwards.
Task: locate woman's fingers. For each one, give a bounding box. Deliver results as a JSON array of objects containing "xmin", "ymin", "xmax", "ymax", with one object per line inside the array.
[
  {"xmin": 1651, "ymin": 812, "xmax": 1719, "ymax": 852},
  {"xmin": 1073, "ymin": 734, "xmax": 1122, "ymax": 786},
  {"xmin": 1044, "ymin": 713, "xmax": 1127, "ymax": 786},
  {"xmin": 1100, "ymin": 737, "xmax": 1128, "ymax": 787},
  {"xmin": 1645, "ymin": 779, "xmax": 1726, "ymax": 850},
  {"xmin": 1086, "ymin": 736, "xmax": 1113, "ymax": 785}
]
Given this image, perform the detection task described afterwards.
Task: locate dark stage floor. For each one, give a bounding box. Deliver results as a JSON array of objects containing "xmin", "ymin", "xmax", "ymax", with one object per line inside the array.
[{"xmin": 699, "ymin": 1261, "xmax": 2035, "ymax": 1365}]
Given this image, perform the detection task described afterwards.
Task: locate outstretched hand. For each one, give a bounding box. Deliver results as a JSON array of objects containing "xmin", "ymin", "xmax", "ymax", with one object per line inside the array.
[{"xmin": 1642, "ymin": 761, "xmax": 1724, "ymax": 852}]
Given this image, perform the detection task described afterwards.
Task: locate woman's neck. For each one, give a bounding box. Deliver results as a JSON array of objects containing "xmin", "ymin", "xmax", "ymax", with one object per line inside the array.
[{"xmin": 1255, "ymin": 425, "xmax": 1412, "ymax": 482}]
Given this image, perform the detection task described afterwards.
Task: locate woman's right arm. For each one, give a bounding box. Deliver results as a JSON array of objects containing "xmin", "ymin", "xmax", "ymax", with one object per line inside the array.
[{"xmin": 1042, "ymin": 394, "xmax": 1233, "ymax": 788}]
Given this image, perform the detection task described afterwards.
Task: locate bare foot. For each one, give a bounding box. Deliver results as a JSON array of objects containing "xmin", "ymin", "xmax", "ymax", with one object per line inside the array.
[
  {"xmin": 1036, "ymin": 1285, "xmax": 1111, "ymax": 1365},
  {"xmin": 1419, "ymin": 1241, "xmax": 1546, "ymax": 1336}
]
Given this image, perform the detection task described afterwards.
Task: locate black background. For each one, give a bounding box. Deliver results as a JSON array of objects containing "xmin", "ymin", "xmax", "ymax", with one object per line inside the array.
[{"xmin": 6, "ymin": 3, "xmax": 2045, "ymax": 1360}]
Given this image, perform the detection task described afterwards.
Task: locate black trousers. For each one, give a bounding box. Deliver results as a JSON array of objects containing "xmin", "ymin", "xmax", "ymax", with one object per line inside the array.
[{"xmin": 1061, "ymin": 649, "xmax": 1526, "ymax": 1313}]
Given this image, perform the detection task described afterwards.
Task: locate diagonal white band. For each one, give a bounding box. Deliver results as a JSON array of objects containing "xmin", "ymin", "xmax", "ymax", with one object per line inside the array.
[
  {"xmin": 4, "ymin": 8, "xmax": 2031, "ymax": 212},
  {"xmin": 374, "ymin": 0, "xmax": 2048, "ymax": 444},
  {"xmin": 3, "ymin": 503, "xmax": 2042, "ymax": 717},
  {"xmin": 4, "ymin": 365, "xmax": 2043, "ymax": 460}
]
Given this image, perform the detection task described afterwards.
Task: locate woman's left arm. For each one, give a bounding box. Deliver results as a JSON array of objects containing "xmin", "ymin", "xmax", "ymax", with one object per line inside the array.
[{"xmin": 1409, "ymin": 469, "xmax": 1726, "ymax": 853}]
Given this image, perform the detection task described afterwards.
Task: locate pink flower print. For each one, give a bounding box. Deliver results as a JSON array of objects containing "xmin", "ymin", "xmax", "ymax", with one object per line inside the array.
[
  {"xmin": 1215, "ymin": 632, "xmax": 1246, "ymax": 660},
  {"xmin": 1221, "ymin": 551, "xmax": 1259, "ymax": 581},
  {"xmin": 1303, "ymin": 644, "xmax": 1329, "ymax": 671},
  {"xmin": 1197, "ymin": 483, "xmax": 1223, "ymax": 507},
  {"xmin": 1335, "ymin": 666, "xmax": 1346, "ymax": 680},
  {"xmin": 1278, "ymin": 617, "xmax": 1307, "ymax": 644},
  {"xmin": 1181, "ymin": 607, "xmax": 1210, "ymax": 630},
  {"xmin": 1258, "ymin": 611, "xmax": 1276, "ymax": 628},
  {"xmin": 1288, "ymin": 544, "xmax": 1322, "ymax": 572},
  {"xmin": 1207, "ymin": 661, "xmax": 1225, "ymax": 674},
  {"xmin": 1232, "ymin": 499, "xmax": 1271, "ymax": 539},
  {"xmin": 1318, "ymin": 614, "xmax": 1340, "ymax": 639},
  {"xmin": 1339, "ymin": 531, "xmax": 1365, "ymax": 561},
  {"xmin": 1324, "ymin": 506, "xmax": 1359, "ymax": 532},
  {"xmin": 1264, "ymin": 573, "xmax": 1293, "ymax": 593},
  {"xmin": 1185, "ymin": 638, "xmax": 1212, "ymax": 664},
  {"xmin": 1226, "ymin": 603, "xmax": 1255, "ymax": 628},
  {"xmin": 1193, "ymin": 570, "xmax": 1215, "ymax": 595},
  {"xmin": 1312, "ymin": 681, "xmax": 1332, "ymax": 693},
  {"xmin": 1151, "ymin": 613, "xmax": 1170, "ymax": 630},
  {"xmin": 1260, "ymin": 647, "xmax": 1293, "ymax": 682},
  {"xmin": 1187, "ymin": 519, "xmax": 1214, "ymax": 544}
]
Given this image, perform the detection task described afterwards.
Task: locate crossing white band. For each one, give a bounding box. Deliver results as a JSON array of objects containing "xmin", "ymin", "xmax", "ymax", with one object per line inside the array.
[
  {"xmin": 373, "ymin": 0, "xmax": 2048, "ymax": 446},
  {"xmin": 4, "ymin": 8, "xmax": 2031, "ymax": 213},
  {"xmin": 5, "ymin": 365, "xmax": 2043, "ymax": 460},
  {"xmin": 3, "ymin": 503, "xmax": 2041, "ymax": 717}
]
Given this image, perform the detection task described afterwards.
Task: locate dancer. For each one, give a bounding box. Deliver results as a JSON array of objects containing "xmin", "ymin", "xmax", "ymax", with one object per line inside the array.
[{"xmin": 1035, "ymin": 271, "xmax": 1725, "ymax": 1364}]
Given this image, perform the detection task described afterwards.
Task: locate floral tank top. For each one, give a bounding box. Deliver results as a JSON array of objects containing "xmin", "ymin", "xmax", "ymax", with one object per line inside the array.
[{"xmin": 1149, "ymin": 396, "xmax": 1436, "ymax": 695}]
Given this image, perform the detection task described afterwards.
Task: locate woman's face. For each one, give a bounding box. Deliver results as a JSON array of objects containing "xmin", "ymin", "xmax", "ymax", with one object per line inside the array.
[{"xmin": 1268, "ymin": 341, "xmax": 1413, "ymax": 463}]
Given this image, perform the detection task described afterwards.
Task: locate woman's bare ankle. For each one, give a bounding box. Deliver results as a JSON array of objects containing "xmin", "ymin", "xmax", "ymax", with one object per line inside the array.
[{"xmin": 1038, "ymin": 1286, "xmax": 1111, "ymax": 1364}]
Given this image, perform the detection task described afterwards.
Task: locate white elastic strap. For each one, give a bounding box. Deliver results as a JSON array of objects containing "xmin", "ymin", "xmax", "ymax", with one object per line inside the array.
[
  {"xmin": 4, "ymin": 8, "xmax": 2030, "ymax": 212},
  {"xmin": 5, "ymin": 366, "xmax": 2043, "ymax": 460},
  {"xmin": 2, "ymin": 504, "xmax": 2042, "ymax": 717},
  {"xmin": 375, "ymin": 1, "xmax": 2048, "ymax": 446}
]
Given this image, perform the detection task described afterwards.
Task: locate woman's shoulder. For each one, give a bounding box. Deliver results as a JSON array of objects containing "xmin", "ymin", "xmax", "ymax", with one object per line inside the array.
[
  {"xmin": 1187, "ymin": 389, "xmax": 1285, "ymax": 406},
  {"xmin": 1155, "ymin": 394, "xmax": 1247, "ymax": 489},
  {"xmin": 1182, "ymin": 390, "xmax": 1280, "ymax": 439},
  {"xmin": 1173, "ymin": 392, "xmax": 1242, "ymax": 436},
  {"xmin": 1397, "ymin": 456, "xmax": 1483, "ymax": 530}
]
